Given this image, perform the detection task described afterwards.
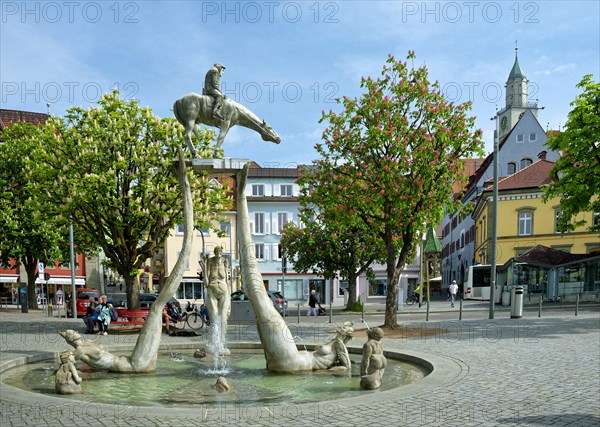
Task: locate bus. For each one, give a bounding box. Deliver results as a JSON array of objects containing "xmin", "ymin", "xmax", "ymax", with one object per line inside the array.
[{"xmin": 463, "ymin": 265, "xmax": 492, "ymax": 300}]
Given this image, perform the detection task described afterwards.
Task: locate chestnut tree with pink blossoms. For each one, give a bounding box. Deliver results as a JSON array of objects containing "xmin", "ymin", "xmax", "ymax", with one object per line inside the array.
[{"xmin": 301, "ymin": 52, "xmax": 484, "ymax": 327}]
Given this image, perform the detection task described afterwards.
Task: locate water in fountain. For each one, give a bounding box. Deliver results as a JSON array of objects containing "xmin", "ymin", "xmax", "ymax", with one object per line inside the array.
[{"xmin": 205, "ymin": 314, "xmax": 229, "ymax": 374}]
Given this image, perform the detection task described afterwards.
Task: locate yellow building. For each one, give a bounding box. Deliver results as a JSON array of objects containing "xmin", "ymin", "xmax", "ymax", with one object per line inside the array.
[{"xmin": 472, "ymin": 155, "xmax": 599, "ymax": 266}]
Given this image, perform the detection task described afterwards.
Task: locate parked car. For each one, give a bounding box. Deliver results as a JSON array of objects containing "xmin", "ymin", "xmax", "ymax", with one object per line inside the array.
[
  {"xmin": 140, "ymin": 293, "xmax": 159, "ymax": 309},
  {"xmin": 66, "ymin": 288, "xmax": 99, "ymax": 317},
  {"xmin": 138, "ymin": 293, "xmax": 182, "ymax": 311},
  {"xmin": 230, "ymin": 290, "xmax": 288, "ymax": 316},
  {"xmin": 107, "ymin": 293, "xmax": 127, "ymax": 308}
]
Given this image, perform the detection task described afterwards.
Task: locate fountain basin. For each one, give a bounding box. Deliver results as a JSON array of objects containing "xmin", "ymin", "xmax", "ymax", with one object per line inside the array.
[
  {"xmin": 3, "ymin": 348, "xmax": 425, "ymax": 407},
  {"xmin": 0, "ymin": 342, "xmax": 464, "ymax": 421}
]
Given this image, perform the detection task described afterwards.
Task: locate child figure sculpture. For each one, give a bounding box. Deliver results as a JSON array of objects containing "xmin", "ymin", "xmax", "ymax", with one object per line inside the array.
[
  {"xmin": 55, "ymin": 350, "xmax": 83, "ymax": 394},
  {"xmin": 360, "ymin": 327, "xmax": 387, "ymax": 390}
]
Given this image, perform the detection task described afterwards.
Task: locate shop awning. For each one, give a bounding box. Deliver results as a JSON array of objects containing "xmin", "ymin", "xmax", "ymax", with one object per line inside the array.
[
  {"xmin": 35, "ymin": 278, "xmax": 86, "ymax": 285},
  {"xmin": 0, "ymin": 275, "xmax": 19, "ymax": 283}
]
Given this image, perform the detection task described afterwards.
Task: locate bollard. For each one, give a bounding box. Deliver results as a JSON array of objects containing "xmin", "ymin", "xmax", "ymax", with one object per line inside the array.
[
  {"xmin": 297, "ymin": 303, "xmax": 301, "ymax": 323},
  {"xmin": 329, "ymin": 301, "xmax": 332, "ymax": 323},
  {"xmin": 361, "ymin": 302, "xmax": 365, "ymax": 322},
  {"xmin": 459, "ymin": 299, "xmax": 463, "ymax": 321},
  {"xmin": 575, "ymin": 294, "xmax": 579, "ymax": 316},
  {"xmin": 426, "ymin": 298, "xmax": 430, "ymax": 321},
  {"xmin": 538, "ymin": 296, "xmax": 542, "ymax": 318},
  {"xmin": 48, "ymin": 304, "xmax": 53, "ymax": 317}
]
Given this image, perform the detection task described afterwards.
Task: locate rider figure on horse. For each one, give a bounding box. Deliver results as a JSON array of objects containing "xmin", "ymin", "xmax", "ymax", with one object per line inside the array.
[{"xmin": 203, "ymin": 63, "xmax": 226, "ymax": 121}]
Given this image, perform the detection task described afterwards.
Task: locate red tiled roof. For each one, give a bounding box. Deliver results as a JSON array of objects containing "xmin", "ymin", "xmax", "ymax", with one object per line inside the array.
[{"xmin": 496, "ymin": 159, "xmax": 556, "ymax": 191}]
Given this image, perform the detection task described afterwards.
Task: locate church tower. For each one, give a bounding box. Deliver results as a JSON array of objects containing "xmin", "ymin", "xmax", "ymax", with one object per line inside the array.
[{"xmin": 497, "ymin": 47, "xmax": 540, "ymax": 140}]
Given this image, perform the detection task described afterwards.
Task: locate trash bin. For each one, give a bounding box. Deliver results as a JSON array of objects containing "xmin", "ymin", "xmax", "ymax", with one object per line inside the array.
[{"xmin": 510, "ymin": 286, "xmax": 524, "ymax": 319}]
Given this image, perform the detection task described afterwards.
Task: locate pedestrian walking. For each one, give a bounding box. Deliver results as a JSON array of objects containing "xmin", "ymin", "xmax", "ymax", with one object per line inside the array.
[
  {"xmin": 307, "ymin": 290, "xmax": 319, "ymax": 316},
  {"xmin": 449, "ymin": 280, "xmax": 459, "ymax": 308}
]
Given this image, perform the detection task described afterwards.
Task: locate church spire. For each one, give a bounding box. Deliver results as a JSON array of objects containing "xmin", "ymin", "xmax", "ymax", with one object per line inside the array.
[{"xmin": 507, "ymin": 43, "xmax": 526, "ymax": 82}]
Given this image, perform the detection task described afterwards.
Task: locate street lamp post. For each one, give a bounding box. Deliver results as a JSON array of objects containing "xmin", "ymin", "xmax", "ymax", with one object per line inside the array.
[
  {"xmin": 489, "ymin": 115, "xmax": 499, "ymax": 319},
  {"xmin": 69, "ymin": 222, "xmax": 77, "ymax": 318}
]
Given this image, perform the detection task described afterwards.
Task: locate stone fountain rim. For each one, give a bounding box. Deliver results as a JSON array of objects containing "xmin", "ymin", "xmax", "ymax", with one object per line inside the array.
[{"xmin": 0, "ymin": 342, "xmax": 464, "ymax": 417}]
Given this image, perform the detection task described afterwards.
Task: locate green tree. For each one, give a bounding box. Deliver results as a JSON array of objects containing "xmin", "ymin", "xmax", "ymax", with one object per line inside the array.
[
  {"xmin": 280, "ymin": 203, "xmax": 378, "ymax": 309},
  {"xmin": 543, "ymin": 74, "xmax": 600, "ymax": 232},
  {"xmin": 29, "ymin": 91, "xmax": 229, "ymax": 309},
  {"xmin": 0, "ymin": 121, "xmax": 69, "ymax": 309},
  {"xmin": 310, "ymin": 52, "xmax": 484, "ymax": 327}
]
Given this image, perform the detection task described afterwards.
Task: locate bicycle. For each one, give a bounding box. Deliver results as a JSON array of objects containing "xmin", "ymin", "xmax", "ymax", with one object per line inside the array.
[
  {"xmin": 405, "ymin": 292, "xmax": 427, "ymax": 306},
  {"xmin": 183, "ymin": 301, "xmax": 209, "ymax": 331}
]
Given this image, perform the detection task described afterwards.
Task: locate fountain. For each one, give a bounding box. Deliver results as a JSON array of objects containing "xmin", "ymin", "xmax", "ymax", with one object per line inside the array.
[{"xmin": 27, "ymin": 79, "xmax": 437, "ymax": 407}]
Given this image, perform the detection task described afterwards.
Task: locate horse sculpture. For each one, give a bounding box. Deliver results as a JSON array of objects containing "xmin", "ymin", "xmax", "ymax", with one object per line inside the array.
[{"xmin": 173, "ymin": 93, "xmax": 281, "ymax": 158}]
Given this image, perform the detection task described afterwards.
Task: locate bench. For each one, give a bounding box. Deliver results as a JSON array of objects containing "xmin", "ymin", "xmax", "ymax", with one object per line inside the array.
[{"xmin": 112, "ymin": 309, "xmax": 149, "ymax": 325}]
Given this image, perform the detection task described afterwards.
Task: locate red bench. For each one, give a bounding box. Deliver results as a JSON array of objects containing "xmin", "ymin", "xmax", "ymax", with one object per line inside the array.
[{"xmin": 112, "ymin": 309, "xmax": 149, "ymax": 325}]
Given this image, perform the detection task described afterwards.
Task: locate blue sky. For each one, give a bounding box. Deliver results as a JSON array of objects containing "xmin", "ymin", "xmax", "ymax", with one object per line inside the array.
[{"xmin": 2, "ymin": 1, "xmax": 599, "ymax": 166}]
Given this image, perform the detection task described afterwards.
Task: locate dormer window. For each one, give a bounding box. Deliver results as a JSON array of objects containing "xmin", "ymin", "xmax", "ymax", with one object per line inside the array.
[
  {"xmin": 507, "ymin": 162, "xmax": 516, "ymax": 174},
  {"xmin": 520, "ymin": 158, "xmax": 533, "ymax": 169}
]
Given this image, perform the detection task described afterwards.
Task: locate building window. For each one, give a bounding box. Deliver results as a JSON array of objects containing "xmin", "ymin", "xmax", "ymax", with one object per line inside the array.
[
  {"xmin": 277, "ymin": 212, "xmax": 288, "ymax": 234},
  {"xmin": 593, "ymin": 211, "xmax": 600, "ymax": 229},
  {"xmin": 219, "ymin": 221, "xmax": 230, "ymax": 236},
  {"xmin": 176, "ymin": 282, "xmax": 203, "ymax": 300},
  {"xmin": 554, "ymin": 209, "xmax": 570, "ymax": 233},
  {"xmin": 368, "ymin": 279, "xmax": 387, "ymax": 296},
  {"xmin": 254, "ymin": 213, "xmax": 265, "ymax": 234},
  {"xmin": 529, "ymin": 133, "xmax": 537, "ymax": 141},
  {"xmin": 518, "ymin": 211, "xmax": 533, "ymax": 236},
  {"xmin": 176, "ymin": 224, "xmax": 184, "ymax": 234},
  {"xmin": 517, "ymin": 134, "xmax": 524, "ymax": 143},
  {"xmin": 252, "ymin": 184, "xmax": 264, "ymax": 196},
  {"xmin": 507, "ymin": 162, "xmax": 516, "ymax": 174},
  {"xmin": 280, "ymin": 184, "xmax": 293, "ymax": 197},
  {"xmin": 277, "ymin": 278, "xmax": 304, "ymax": 300},
  {"xmin": 255, "ymin": 244, "xmax": 265, "ymax": 260},
  {"xmin": 520, "ymin": 158, "xmax": 533, "ymax": 169},
  {"xmin": 338, "ymin": 280, "xmax": 349, "ymax": 297},
  {"xmin": 515, "ymin": 247, "xmax": 533, "ymax": 257},
  {"xmin": 197, "ymin": 227, "xmax": 209, "ymax": 237}
]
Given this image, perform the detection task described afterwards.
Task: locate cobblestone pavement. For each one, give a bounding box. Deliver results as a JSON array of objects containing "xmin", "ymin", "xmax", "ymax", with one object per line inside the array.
[{"xmin": 1, "ymin": 304, "xmax": 598, "ymax": 426}]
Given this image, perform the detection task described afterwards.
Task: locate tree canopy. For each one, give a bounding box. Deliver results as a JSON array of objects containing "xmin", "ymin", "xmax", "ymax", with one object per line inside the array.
[
  {"xmin": 26, "ymin": 91, "xmax": 230, "ymax": 308},
  {"xmin": 543, "ymin": 74, "xmax": 600, "ymax": 232},
  {"xmin": 306, "ymin": 52, "xmax": 484, "ymax": 327},
  {"xmin": 0, "ymin": 121, "xmax": 69, "ymax": 308},
  {"xmin": 280, "ymin": 202, "xmax": 379, "ymax": 309}
]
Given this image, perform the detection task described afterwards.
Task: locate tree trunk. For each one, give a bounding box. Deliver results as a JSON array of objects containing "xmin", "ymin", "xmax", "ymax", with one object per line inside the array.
[
  {"xmin": 383, "ymin": 224, "xmax": 398, "ymax": 328},
  {"xmin": 346, "ymin": 272, "xmax": 358, "ymax": 310},
  {"xmin": 24, "ymin": 258, "xmax": 38, "ymax": 310},
  {"xmin": 126, "ymin": 274, "xmax": 140, "ymax": 310}
]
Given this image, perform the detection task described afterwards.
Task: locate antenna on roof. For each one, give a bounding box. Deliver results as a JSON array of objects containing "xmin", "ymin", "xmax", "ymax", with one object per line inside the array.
[{"xmin": 46, "ymin": 102, "xmax": 51, "ymax": 115}]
